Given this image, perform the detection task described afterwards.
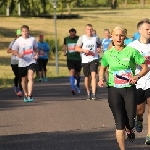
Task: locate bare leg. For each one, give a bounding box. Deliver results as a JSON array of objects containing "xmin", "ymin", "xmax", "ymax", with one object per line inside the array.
[
  {"xmin": 136, "ymin": 101, "xmax": 146, "ymax": 120},
  {"xmin": 27, "ymin": 69, "xmax": 34, "ymax": 96},
  {"xmin": 116, "ymin": 129, "xmax": 125, "ymax": 150},
  {"xmin": 84, "ymin": 76, "xmax": 91, "ymax": 94},
  {"xmin": 147, "ymin": 98, "xmax": 150, "ymax": 135},
  {"xmin": 91, "ymin": 71, "xmax": 97, "ymax": 94},
  {"xmin": 21, "ymin": 76, "xmax": 28, "ymax": 96}
]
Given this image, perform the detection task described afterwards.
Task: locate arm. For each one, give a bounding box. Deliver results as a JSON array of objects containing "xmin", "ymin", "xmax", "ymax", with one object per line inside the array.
[
  {"xmin": 7, "ymin": 48, "xmax": 12, "ymax": 53},
  {"xmin": 33, "ymin": 39, "xmax": 39, "ymax": 59},
  {"xmin": 129, "ymin": 63, "xmax": 149, "ymax": 84},
  {"xmin": 45, "ymin": 42, "xmax": 50, "ymax": 51},
  {"xmin": 98, "ymin": 65, "xmax": 106, "ymax": 86},
  {"xmin": 11, "ymin": 50, "xmax": 23, "ymax": 58},
  {"xmin": 75, "ymin": 36, "xmax": 90, "ymax": 54},
  {"xmin": 63, "ymin": 44, "xmax": 67, "ymax": 56}
]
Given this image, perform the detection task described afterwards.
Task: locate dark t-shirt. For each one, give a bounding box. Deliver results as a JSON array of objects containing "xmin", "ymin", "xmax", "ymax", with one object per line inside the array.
[{"xmin": 64, "ymin": 36, "xmax": 81, "ymax": 61}]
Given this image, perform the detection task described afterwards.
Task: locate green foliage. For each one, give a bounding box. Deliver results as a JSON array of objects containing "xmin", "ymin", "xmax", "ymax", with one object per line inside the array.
[{"xmin": 45, "ymin": 38, "xmax": 62, "ymax": 59}]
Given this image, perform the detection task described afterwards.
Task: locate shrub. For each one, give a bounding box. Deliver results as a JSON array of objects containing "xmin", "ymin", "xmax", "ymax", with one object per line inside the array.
[{"xmin": 45, "ymin": 38, "xmax": 62, "ymax": 59}]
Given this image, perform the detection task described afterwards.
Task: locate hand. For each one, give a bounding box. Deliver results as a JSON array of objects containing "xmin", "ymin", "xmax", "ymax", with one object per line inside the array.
[
  {"xmin": 83, "ymin": 49, "xmax": 90, "ymax": 54},
  {"xmin": 18, "ymin": 54, "xmax": 24, "ymax": 58},
  {"xmin": 129, "ymin": 76, "xmax": 139, "ymax": 84},
  {"xmin": 97, "ymin": 48, "xmax": 100, "ymax": 53},
  {"xmin": 64, "ymin": 52, "xmax": 67, "ymax": 56},
  {"xmin": 34, "ymin": 54, "xmax": 38, "ymax": 60},
  {"xmin": 98, "ymin": 79, "xmax": 104, "ymax": 87}
]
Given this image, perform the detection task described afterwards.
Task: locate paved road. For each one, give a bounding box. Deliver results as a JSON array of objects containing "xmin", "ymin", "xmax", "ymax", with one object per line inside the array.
[{"xmin": 0, "ymin": 77, "xmax": 149, "ymax": 150}]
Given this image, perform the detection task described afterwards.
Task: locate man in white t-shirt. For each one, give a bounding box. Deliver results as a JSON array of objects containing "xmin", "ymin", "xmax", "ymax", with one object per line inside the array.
[
  {"xmin": 75, "ymin": 24, "xmax": 101, "ymax": 100},
  {"xmin": 128, "ymin": 18, "xmax": 150, "ymax": 145},
  {"xmin": 12, "ymin": 25, "xmax": 38, "ymax": 103}
]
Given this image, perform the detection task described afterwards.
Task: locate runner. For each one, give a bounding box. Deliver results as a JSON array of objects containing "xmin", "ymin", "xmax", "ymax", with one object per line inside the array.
[
  {"xmin": 11, "ymin": 25, "xmax": 38, "ymax": 102},
  {"xmin": 7, "ymin": 29, "xmax": 22, "ymax": 97},
  {"xmin": 124, "ymin": 29, "xmax": 132, "ymax": 45},
  {"xmin": 37, "ymin": 35, "xmax": 50, "ymax": 82},
  {"xmin": 75, "ymin": 24, "xmax": 101, "ymax": 100},
  {"xmin": 101, "ymin": 29, "xmax": 111, "ymax": 53},
  {"xmin": 101, "ymin": 29, "xmax": 112, "ymax": 81},
  {"xmin": 63, "ymin": 28, "xmax": 81, "ymax": 95},
  {"xmin": 128, "ymin": 18, "xmax": 150, "ymax": 145},
  {"xmin": 98, "ymin": 26, "xmax": 148, "ymax": 150}
]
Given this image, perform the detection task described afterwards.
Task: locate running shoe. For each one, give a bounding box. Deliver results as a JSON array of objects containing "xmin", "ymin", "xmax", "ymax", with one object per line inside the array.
[
  {"xmin": 24, "ymin": 96, "xmax": 28, "ymax": 103},
  {"xmin": 16, "ymin": 91, "xmax": 23, "ymax": 97},
  {"xmin": 71, "ymin": 90, "xmax": 76, "ymax": 95},
  {"xmin": 135, "ymin": 118, "xmax": 143, "ymax": 132},
  {"xmin": 126, "ymin": 129, "xmax": 135, "ymax": 142},
  {"xmin": 75, "ymin": 86, "xmax": 81, "ymax": 94},
  {"xmin": 14, "ymin": 85, "xmax": 19, "ymax": 94},
  {"xmin": 37, "ymin": 78, "xmax": 43, "ymax": 82},
  {"xmin": 43, "ymin": 77, "xmax": 48, "ymax": 82},
  {"xmin": 86, "ymin": 94, "xmax": 91, "ymax": 100},
  {"xmin": 145, "ymin": 134, "xmax": 150, "ymax": 145},
  {"xmin": 91, "ymin": 94, "xmax": 97, "ymax": 100},
  {"xmin": 28, "ymin": 95, "xmax": 33, "ymax": 102}
]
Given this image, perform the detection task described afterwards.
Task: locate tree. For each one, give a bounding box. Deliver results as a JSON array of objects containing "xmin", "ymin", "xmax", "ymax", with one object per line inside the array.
[
  {"xmin": 140, "ymin": 0, "xmax": 145, "ymax": 7},
  {"xmin": 61, "ymin": 0, "xmax": 76, "ymax": 14},
  {"xmin": 111, "ymin": 0, "xmax": 117, "ymax": 9}
]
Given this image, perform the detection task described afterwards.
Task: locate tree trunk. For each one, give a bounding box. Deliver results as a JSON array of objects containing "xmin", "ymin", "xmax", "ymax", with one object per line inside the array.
[
  {"xmin": 111, "ymin": 0, "xmax": 117, "ymax": 9},
  {"xmin": 140, "ymin": 0, "xmax": 145, "ymax": 7},
  {"xmin": 124, "ymin": 0, "xmax": 127, "ymax": 6},
  {"xmin": 66, "ymin": 3, "xmax": 71, "ymax": 14}
]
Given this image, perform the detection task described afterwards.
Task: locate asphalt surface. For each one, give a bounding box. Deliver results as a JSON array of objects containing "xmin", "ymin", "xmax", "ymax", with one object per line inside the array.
[{"xmin": 0, "ymin": 77, "xmax": 149, "ymax": 150}]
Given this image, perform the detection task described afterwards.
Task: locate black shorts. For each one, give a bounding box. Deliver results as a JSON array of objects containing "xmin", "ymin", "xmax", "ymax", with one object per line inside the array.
[
  {"xmin": 19, "ymin": 63, "xmax": 36, "ymax": 77},
  {"xmin": 136, "ymin": 88, "xmax": 150, "ymax": 105},
  {"xmin": 37, "ymin": 58, "xmax": 48, "ymax": 71},
  {"xmin": 82, "ymin": 59, "xmax": 99, "ymax": 77},
  {"xmin": 67, "ymin": 59, "xmax": 82, "ymax": 72}
]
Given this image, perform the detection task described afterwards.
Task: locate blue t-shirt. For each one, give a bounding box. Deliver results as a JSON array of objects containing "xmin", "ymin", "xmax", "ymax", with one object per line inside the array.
[
  {"xmin": 133, "ymin": 32, "xmax": 140, "ymax": 41},
  {"xmin": 124, "ymin": 38, "xmax": 132, "ymax": 45},
  {"xmin": 38, "ymin": 42, "xmax": 50, "ymax": 59},
  {"xmin": 101, "ymin": 38, "xmax": 111, "ymax": 52}
]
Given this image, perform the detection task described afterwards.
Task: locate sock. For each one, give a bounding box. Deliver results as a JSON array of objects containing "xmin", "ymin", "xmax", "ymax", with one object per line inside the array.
[{"xmin": 70, "ymin": 76, "xmax": 75, "ymax": 90}]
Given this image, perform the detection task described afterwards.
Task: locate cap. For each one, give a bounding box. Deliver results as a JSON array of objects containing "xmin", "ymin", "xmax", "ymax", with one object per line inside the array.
[{"xmin": 16, "ymin": 29, "xmax": 21, "ymax": 35}]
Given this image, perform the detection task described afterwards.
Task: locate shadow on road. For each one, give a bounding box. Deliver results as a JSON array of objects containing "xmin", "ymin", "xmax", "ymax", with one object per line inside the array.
[{"xmin": 0, "ymin": 129, "xmax": 148, "ymax": 150}]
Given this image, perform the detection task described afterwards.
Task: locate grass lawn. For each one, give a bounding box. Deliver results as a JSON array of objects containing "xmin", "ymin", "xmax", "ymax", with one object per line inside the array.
[{"xmin": 0, "ymin": 8, "xmax": 149, "ymax": 89}]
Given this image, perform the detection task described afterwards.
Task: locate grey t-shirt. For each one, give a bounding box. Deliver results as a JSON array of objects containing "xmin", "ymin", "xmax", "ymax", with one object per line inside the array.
[
  {"xmin": 12, "ymin": 36, "xmax": 38, "ymax": 67},
  {"xmin": 8, "ymin": 40, "xmax": 19, "ymax": 65}
]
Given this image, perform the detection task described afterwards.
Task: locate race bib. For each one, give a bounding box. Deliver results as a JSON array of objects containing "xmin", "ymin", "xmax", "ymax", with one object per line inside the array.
[
  {"xmin": 113, "ymin": 69, "xmax": 132, "ymax": 88},
  {"xmin": 23, "ymin": 46, "xmax": 33, "ymax": 55},
  {"xmin": 142, "ymin": 53, "xmax": 150, "ymax": 67},
  {"xmin": 67, "ymin": 43, "xmax": 76, "ymax": 53},
  {"xmin": 39, "ymin": 50, "xmax": 45, "ymax": 56}
]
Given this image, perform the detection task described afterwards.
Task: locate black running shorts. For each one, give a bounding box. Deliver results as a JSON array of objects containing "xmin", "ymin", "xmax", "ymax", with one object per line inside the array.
[
  {"xmin": 19, "ymin": 63, "xmax": 36, "ymax": 77},
  {"xmin": 82, "ymin": 59, "xmax": 99, "ymax": 77},
  {"xmin": 136, "ymin": 88, "xmax": 150, "ymax": 105},
  {"xmin": 67, "ymin": 59, "xmax": 82, "ymax": 72}
]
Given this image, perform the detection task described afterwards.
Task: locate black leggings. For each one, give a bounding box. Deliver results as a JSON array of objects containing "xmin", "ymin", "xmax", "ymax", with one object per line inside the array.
[
  {"xmin": 37, "ymin": 59, "xmax": 48, "ymax": 71},
  {"xmin": 11, "ymin": 64, "xmax": 22, "ymax": 91},
  {"xmin": 108, "ymin": 86, "xmax": 137, "ymax": 130}
]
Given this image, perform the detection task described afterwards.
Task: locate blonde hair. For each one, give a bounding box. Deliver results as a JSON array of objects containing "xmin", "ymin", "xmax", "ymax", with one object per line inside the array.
[{"xmin": 111, "ymin": 26, "xmax": 127, "ymax": 37}]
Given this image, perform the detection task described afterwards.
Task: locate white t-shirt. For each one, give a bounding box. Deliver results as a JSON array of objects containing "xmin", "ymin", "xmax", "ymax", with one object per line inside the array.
[
  {"xmin": 12, "ymin": 36, "xmax": 38, "ymax": 67},
  {"xmin": 8, "ymin": 40, "xmax": 19, "ymax": 65},
  {"xmin": 128, "ymin": 40, "xmax": 150, "ymax": 90},
  {"xmin": 77, "ymin": 35, "xmax": 100, "ymax": 63}
]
